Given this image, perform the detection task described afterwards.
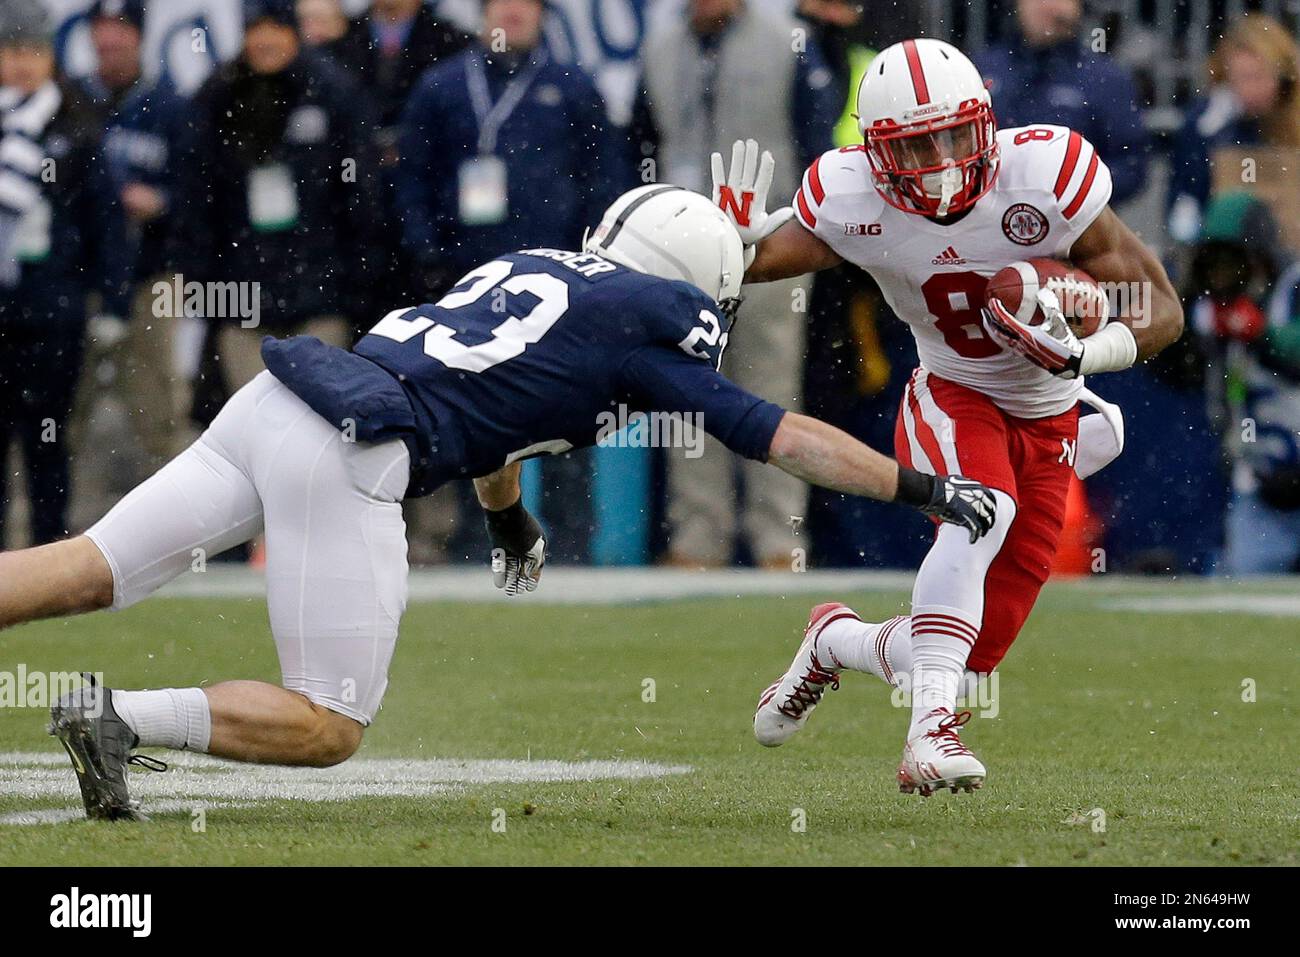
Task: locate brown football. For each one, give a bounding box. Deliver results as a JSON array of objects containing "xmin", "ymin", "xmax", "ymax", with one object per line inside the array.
[{"xmin": 983, "ymin": 258, "xmax": 1109, "ymax": 338}]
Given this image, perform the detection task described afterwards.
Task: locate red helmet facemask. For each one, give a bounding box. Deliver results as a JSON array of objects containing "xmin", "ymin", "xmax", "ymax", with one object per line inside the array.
[{"xmin": 865, "ymin": 99, "xmax": 999, "ymax": 218}]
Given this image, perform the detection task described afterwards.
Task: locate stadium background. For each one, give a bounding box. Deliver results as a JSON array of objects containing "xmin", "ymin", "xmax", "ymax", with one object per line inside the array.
[{"xmin": 8, "ymin": 0, "xmax": 1300, "ymax": 576}]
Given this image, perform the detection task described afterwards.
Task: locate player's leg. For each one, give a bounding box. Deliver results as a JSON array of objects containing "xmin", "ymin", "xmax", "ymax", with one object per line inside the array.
[
  {"xmin": 893, "ymin": 371, "xmax": 1018, "ymax": 729},
  {"xmin": 203, "ymin": 374, "xmax": 411, "ymax": 766},
  {"xmin": 0, "ymin": 371, "xmax": 268, "ymax": 631},
  {"xmin": 0, "ymin": 537, "xmax": 115, "ymax": 629},
  {"xmin": 44, "ymin": 379, "xmax": 271, "ymax": 817},
  {"xmin": 50, "ymin": 374, "xmax": 408, "ymax": 820},
  {"xmin": 81, "ymin": 403, "xmax": 267, "ymax": 610},
  {"xmin": 884, "ymin": 376, "xmax": 1023, "ymax": 792},
  {"xmin": 965, "ymin": 406, "xmax": 1080, "ymax": 674},
  {"xmin": 202, "ymin": 680, "xmax": 364, "ymax": 767},
  {"xmin": 754, "ymin": 372, "xmax": 1017, "ymax": 751},
  {"xmin": 816, "ymin": 372, "xmax": 1018, "ymax": 691},
  {"xmin": 757, "ymin": 371, "xmax": 1019, "ymax": 789}
]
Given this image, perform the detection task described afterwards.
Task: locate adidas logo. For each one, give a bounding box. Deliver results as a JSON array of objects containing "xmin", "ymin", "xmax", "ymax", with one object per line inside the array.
[{"xmin": 931, "ymin": 245, "xmax": 968, "ymax": 265}]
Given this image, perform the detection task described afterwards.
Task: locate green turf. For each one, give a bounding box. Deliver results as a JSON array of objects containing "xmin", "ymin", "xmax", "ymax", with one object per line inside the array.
[{"xmin": 0, "ymin": 583, "xmax": 1296, "ymax": 865}]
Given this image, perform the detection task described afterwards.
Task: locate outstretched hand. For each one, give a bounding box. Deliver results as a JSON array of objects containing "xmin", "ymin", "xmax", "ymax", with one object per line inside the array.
[{"xmin": 710, "ymin": 139, "xmax": 794, "ymax": 249}]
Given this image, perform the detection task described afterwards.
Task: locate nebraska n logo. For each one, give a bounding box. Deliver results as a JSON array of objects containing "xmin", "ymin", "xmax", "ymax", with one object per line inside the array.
[
  {"xmin": 1059, "ymin": 438, "xmax": 1077, "ymax": 467},
  {"xmin": 717, "ymin": 186, "xmax": 754, "ymax": 227}
]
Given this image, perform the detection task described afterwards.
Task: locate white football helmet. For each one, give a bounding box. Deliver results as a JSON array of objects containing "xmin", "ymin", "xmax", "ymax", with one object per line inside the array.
[
  {"xmin": 583, "ymin": 185, "xmax": 745, "ymax": 313},
  {"xmin": 855, "ymin": 38, "xmax": 999, "ymax": 218}
]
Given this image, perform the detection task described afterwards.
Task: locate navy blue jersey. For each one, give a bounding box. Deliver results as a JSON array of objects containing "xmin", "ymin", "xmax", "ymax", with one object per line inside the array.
[{"xmin": 262, "ymin": 249, "xmax": 786, "ymax": 496}]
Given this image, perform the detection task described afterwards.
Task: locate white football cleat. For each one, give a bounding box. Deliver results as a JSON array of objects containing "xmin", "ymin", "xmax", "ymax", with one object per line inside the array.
[
  {"xmin": 897, "ymin": 707, "xmax": 986, "ymax": 796},
  {"xmin": 753, "ymin": 602, "xmax": 860, "ymax": 747}
]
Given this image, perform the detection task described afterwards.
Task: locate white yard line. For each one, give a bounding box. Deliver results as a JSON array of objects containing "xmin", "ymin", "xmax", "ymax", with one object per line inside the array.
[{"xmin": 0, "ymin": 753, "xmax": 693, "ymax": 825}]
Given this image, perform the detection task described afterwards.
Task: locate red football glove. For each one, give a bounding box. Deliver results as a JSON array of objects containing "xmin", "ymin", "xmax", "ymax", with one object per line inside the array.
[{"xmin": 981, "ymin": 295, "xmax": 1084, "ymax": 379}]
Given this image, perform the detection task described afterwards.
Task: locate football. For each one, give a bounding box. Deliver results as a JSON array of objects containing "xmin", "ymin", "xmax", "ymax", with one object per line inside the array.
[{"xmin": 984, "ymin": 257, "xmax": 1110, "ymax": 338}]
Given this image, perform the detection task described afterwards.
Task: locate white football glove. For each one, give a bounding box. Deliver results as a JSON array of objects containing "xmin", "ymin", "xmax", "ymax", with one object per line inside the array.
[
  {"xmin": 490, "ymin": 539, "xmax": 546, "ymax": 596},
  {"xmin": 484, "ymin": 501, "xmax": 547, "ymax": 596},
  {"xmin": 710, "ymin": 139, "xmax": 794, "ymax": 262},
  {"xmin": 982, "ymin": 293, "xmax": 1084, "ymax": 379}
]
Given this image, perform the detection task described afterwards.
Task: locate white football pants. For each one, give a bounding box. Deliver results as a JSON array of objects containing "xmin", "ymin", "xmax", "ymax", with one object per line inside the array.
[{"xmin": 85, "ymin": 372, "xmax": 411, "ymax": 725}]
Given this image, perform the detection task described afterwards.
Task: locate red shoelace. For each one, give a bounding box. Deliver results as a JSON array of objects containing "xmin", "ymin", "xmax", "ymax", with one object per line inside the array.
[
  {"xmin": 925, "ymin": 710, "xmax": 974, "ymax": 757},
  {"xmin": 777, "ymin": 658, "xmax": 840, "ymax": 718}
]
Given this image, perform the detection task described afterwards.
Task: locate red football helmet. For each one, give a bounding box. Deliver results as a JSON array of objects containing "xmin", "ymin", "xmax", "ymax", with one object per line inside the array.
[{"xmin": 856, "ymin": 39, "xmax": 1000, "ymax": 218}]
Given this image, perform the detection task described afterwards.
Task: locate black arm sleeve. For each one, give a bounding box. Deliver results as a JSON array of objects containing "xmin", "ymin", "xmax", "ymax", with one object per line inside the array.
[{"xmin": 618, "ymin": 346, "xmax": 787, "ymax": 461}]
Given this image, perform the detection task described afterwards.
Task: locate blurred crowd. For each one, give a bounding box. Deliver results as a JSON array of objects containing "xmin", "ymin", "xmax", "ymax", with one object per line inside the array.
[{"xmin": 0, "ymin": 0, "xmax": 1298, "ymax": 575}]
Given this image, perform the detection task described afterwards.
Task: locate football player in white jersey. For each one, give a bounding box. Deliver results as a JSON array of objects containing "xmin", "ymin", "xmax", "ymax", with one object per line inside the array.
[{"xmin": 720, "ymin": 38, "xmax": 1184, "ymax": 794}]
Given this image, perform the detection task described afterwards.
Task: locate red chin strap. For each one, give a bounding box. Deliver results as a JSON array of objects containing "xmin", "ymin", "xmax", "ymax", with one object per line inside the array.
[{"xmin": 865, "ymin": 100, "xmax": 1000, "ymax": 217}]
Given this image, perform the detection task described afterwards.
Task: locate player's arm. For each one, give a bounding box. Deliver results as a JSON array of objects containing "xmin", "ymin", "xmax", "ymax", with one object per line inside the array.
[
  {"xmin": 745, "ymin": 218, "xmax": 843, "ymax": 283},
  {"xmin": 620, "ymin": 346, "xmax": 997, "ymax": 543},
  {"xmin": 473, "ymin": 462, "xmax": 522, "ymax": 511},
  {"xmin": 1067, "ymin": 206, "xmax": 1184, "ymax": 360},
  {"xmin": 983, "ymin": 206, "xmax": 1184, "ymax": 378},
  {"xmin": 985, "ymin": 131, "xmax": 1183, "ymax": 378},
  {"xmin": 473, "ymin": 463, "xmax": 547, "ymax": 595},
  {"xmin": 766, "ymin": 413, "xmax": 995, "ymax": 544}
]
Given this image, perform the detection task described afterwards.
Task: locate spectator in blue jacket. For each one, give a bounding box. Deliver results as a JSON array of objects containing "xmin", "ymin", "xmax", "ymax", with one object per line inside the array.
[
  {"xmin": 973, "ymin": 0, "xmax": 1149, "ymax": 205},
  {"xmin": 173, "ymin": 0, "xmax": 383, "ymax": 396},
  {"xmin": 327, "ymin": 0, "xmax": 471, "ymax": 309},
  {"xmin": 395, "ymin": 0, "xmax": 620, "ymax": 298},
  {"xmin": 0, "ymin": 1, "xmax": 130, "ymax": 545},
  {"xmin": 75, "ymin": 0, "xmax": 192, "ymax": 470}
]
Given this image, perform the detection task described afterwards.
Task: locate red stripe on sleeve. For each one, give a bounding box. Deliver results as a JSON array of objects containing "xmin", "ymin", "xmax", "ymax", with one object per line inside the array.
[
  {"xmin": 1062, "ymin": 150, "xmax": 1100, "ymax": 219},
  {"xmin": 1053, "ymin": 130, "xmax": 1082, "ymax": 200},
  {"xmin": 807, "ymin": 156, "xmax": 825, "ymax": 206},
  {"xmin": 795, "ymin": 187, "xmax": 817, "ymax": 229},
  {"xmin": 902, "ymin": 39, "xmax": 930, "ymax": 105}
]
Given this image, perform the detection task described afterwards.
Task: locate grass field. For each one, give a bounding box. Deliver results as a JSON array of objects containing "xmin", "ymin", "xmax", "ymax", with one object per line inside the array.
[{"xmin": 0, "ymin": 573, "xmax": 1296, "ymax": 866}]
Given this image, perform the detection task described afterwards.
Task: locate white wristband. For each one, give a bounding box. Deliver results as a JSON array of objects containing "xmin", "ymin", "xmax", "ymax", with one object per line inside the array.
[{"xmin": 1079, "ymin": 322, "xmax": 1138, "ymax": 375}]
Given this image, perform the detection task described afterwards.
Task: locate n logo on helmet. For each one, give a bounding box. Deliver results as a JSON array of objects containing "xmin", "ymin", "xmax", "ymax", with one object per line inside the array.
[{"xmin": 717, "ymin": 186, "xmax": 754, "ymax": 227}]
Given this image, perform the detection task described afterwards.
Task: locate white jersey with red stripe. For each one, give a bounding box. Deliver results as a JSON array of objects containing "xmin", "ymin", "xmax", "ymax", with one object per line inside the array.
[{"xmin": 793, "ymin": 124, "xmax": 1113, "ymax": 418}]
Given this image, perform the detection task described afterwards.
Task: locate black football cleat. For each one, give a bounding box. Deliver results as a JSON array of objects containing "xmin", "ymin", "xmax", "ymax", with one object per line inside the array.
[{"xmin": 48, "ymin": 673, "xmax": 165, "ymax": 821}]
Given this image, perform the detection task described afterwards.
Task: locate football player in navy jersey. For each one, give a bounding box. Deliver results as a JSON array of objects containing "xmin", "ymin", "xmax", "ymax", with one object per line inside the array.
[{"xmin": 0, "ymin": 185, "xmax": 996, "ymax": 820}]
